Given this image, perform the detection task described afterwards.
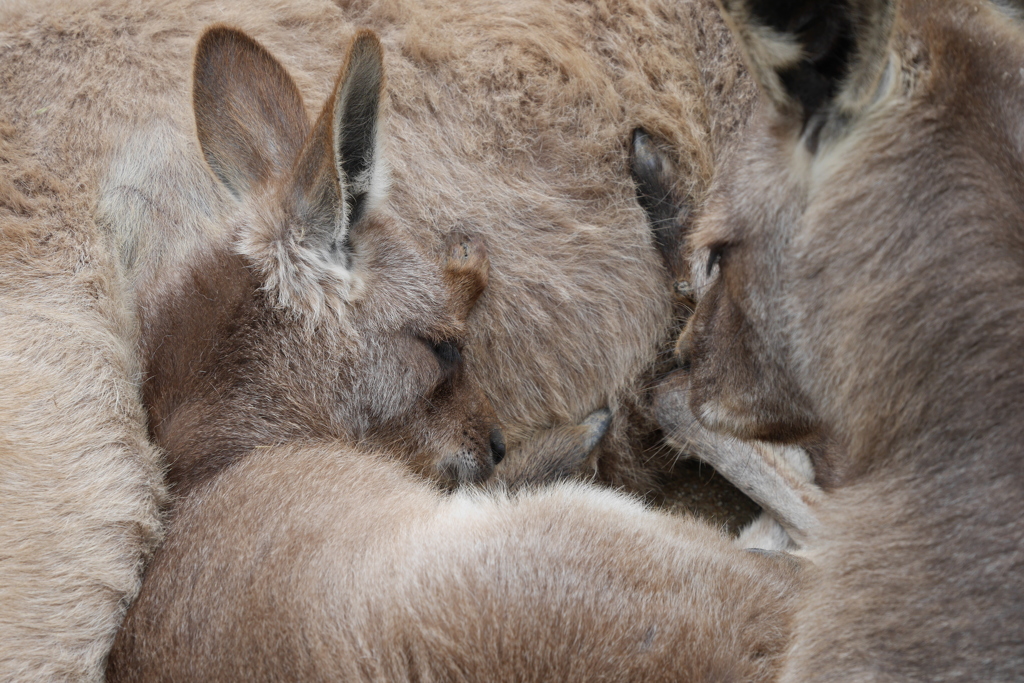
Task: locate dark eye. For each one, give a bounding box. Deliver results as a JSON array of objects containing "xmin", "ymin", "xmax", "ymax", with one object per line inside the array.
[
  {"xmin": 425, "ymin": 339, "xmax": 462, "ymax": 375},
  {"xmin": 706, "ymin": 245, "xmax": 725, "ymax": 277}
]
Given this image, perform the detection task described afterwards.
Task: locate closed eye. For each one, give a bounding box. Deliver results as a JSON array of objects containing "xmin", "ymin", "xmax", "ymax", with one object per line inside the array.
[{"xmin": 423, "ymin": 338, "xmax": 463, "ymax": 378}]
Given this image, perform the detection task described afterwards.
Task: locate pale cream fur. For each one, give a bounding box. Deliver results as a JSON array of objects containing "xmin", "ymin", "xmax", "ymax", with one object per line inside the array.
[
  {"xmin": 0, "ymin": 132, "xmax": 165, "ymax": 679},
  {"xmin": 109, "ymin": 435, "xmax": 804, "ymax": 682}
]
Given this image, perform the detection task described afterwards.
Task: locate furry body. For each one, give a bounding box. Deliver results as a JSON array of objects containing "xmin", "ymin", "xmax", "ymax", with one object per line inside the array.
[
  {"xmin": 0, "ymin": 17, "xmax": 167, "ymax": 682},
  {"xmin": 108, "ymin": 440, "xmax": 802, "ymax": 683},
  {"xmin": 0, "ymin": 193, "xmax": 165, "ymax": 681}
]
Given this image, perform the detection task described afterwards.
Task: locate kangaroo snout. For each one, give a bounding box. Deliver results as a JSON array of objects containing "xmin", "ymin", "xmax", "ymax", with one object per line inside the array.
[
  {"xmin": 432, "ymin": 385, "xmax": 504, "ymax": 489},
  {"xmin": 436, "ymin": 426, "xmax": 501, "ymax": 490}
]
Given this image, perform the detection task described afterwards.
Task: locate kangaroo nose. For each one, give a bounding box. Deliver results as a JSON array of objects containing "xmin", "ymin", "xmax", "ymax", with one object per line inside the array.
[{"xmin": 489, "ymin": 428, "xmax": 506, "ymax": 465}]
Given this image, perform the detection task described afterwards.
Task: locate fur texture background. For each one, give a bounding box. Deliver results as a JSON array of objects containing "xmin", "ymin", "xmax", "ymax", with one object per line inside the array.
[{"xmin": 0, "ymin": 117, "xmax": 165, "ymax": 679}]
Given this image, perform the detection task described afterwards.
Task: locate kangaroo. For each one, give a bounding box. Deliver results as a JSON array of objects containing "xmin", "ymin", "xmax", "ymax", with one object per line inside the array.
[
  {"xmin": 673, "ymin": 0, "xmax": 1024, "ymax": 677},
  {"xmin": 286, "ymin": 0, "xmax": 761, "ymax": 496},
  {"xmin": 0, "ymin": 5, "xmax": 761, "ymax": 674},
  {"xmin": 633, "ymin": 129, "xmax": 821, "ymax": 548},
  {"xmin": 141, "ymin": 26, "xmax": 502, "ymax": 495},
  {"xmin": 0, "ymin": 0, "xmax": 757, "ymax": 674},
  {"xmin": 6, "ymin": 0, "xmax": 763, "ymax": 500}
]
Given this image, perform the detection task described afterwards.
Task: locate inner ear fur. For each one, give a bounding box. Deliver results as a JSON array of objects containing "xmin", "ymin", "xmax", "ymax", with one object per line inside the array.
[
  {"xmin": 193, "ymin": 26, "xmax": 309, "ymax": 198},
  {"xmin": 718, "ymin": 0, "xmax": 898, "ymax": 130},
  {"xmin": 289, "ymin": 29, "xmax": 387, "ymax": 260}
]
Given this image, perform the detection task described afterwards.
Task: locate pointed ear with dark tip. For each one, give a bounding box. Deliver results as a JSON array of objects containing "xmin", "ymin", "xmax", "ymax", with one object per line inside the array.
[
  {"xmin": 193, "ymin": 26, "xmax": 310, "ymax": 198},
  {"xmin": 630, "ymin": 129, "xmax": 692, "ymax": 282},
  {"xmin": 288, "ymin": 29, "xmax": 387, "ymax": 263},
  {"xmin": 718, "ymin": 0, "xmax": 898, "ymax": 139}
]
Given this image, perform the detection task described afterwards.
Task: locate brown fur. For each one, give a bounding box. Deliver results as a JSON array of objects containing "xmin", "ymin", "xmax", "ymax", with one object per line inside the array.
[
  {"xmin": 672, "ymin": 0, "xmax": 1024, "ymax": 677},
  {"xmin": 109, "ymin": 51, "xmax": 809, "ymax": 667},
  {"xmin": 97, "ymin": 17, "xmax": 803, "ymax": 680}
]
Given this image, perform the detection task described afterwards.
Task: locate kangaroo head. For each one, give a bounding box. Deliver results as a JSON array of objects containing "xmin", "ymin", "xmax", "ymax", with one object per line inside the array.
[
  {"xmin": 143, "ymin": 27, "xmax": 503, "ymax": 493},
  {"xmin": 681, "ymin": 0, "xmax": 1024, "ymax": 480}
]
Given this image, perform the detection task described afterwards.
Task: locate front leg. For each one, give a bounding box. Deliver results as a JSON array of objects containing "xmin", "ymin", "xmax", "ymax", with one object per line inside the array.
[{"xmin": 654, "ymin": 368, "xmax": 823, "ymax": 548}]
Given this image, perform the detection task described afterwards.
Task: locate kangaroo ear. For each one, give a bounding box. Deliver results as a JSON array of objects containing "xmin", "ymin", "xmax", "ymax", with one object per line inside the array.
[
  {"xmin": 719, "ymin": 0, "xmax": 898, "ymax": 136},
  {"xmin": 193, "ymin": 27, "xmax": 309, "ymax": 198},
  {"xmin": 491, "ymin": 410, "xmax": 611, "ymax": 491},
  {"xmin": 630, "ymin": 129, "xmax": 692, "ymax": 282},
  {"xmin": 288, "ymin": 30, "xmax": 387, "ymax": 263}
]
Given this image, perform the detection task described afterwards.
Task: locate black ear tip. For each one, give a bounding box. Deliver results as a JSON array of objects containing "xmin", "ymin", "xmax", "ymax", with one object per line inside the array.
[{"xmin": 630, "ymin": 128, "xmax": 664, "ymax": 181}]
